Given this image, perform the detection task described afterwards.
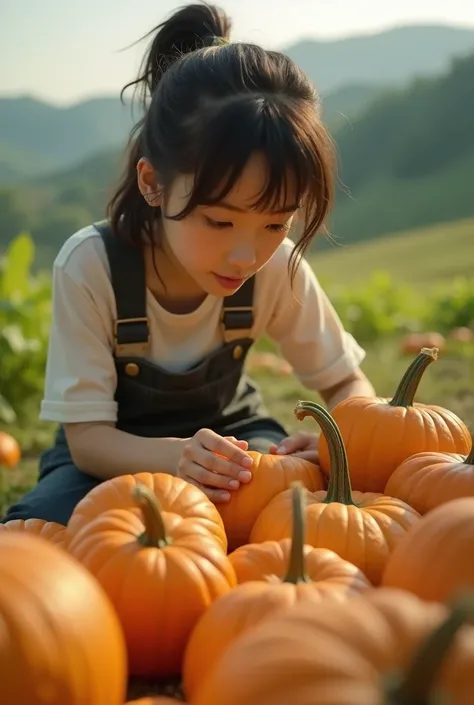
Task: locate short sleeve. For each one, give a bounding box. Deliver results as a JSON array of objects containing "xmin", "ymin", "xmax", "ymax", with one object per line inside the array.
[
  {"xmin": 265, "ymin": 254, "xmax": 366, "ymax": 391},
  {"xmin": 39, "ymin": 242, "xmax": 118, "ymax": 424}
]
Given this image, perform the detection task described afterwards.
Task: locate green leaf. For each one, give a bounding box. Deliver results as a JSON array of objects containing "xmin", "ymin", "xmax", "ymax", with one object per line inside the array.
[
  {"xmin": 1, "ymin": 233, "xmax": 35, "ymax": 300},
  {"xmin": 0, "ymin": 395, "xmax": 17, "ymax": 423}
]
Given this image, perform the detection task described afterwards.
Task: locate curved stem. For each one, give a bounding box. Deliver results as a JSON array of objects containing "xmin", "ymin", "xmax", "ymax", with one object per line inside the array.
[
  {"xmin": 465, "ymin": 433, "xmax": 474, "ymax": 465},
  {"xmin": 283, "ymin": 482, "xmax": 309, "ymax": 584},
  {"xmin": 390, "ymin": 347, "xmax": 438, "ymax": 408},
  {"xmin": 386, "ymin": 592, "xmax": 474, "ymax": 705},
  {"xmin": 294, "ymin": 400, "xmax": 354, "ymax": 506},
  {"xmin": 132, "ymin": 484, "xmax": 170, "ymax": 548}
]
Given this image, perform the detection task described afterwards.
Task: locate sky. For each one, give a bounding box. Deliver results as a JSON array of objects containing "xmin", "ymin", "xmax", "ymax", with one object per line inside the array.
[{"xmin": 2, "ymin": 0, "xmax": 474, "ymax": 105}]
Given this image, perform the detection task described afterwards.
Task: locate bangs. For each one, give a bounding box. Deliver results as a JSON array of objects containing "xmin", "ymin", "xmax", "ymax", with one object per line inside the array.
[{"xmin": 167, "ymin": 94, "xmax": 334, "ymax": 227}]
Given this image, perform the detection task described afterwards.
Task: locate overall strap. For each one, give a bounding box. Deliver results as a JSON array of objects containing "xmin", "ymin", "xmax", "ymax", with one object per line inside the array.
[
  {"xmin": 94, "ymin": 220, "xmax": 150, "ymax": 357},
  {"xmin": 221, "ymin": 276, "xmax": 255, "ymax": 343}
]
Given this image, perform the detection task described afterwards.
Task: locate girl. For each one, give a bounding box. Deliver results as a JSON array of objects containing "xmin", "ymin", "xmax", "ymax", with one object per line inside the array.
[{"xmin": 4, "ymin": 2, "xmax": 375, "ymax": 525}]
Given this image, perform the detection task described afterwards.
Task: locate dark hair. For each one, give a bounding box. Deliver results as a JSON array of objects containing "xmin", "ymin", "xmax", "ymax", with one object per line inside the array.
[{"xmin": 108, "ymin": 2, "xmax": 336, "ymax": 278}]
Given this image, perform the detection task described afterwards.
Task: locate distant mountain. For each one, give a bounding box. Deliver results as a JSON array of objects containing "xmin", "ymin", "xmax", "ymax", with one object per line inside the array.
[
  {"xmin": 285, "ymin": 24, "xmax": 474, "ymax": 94},
  {"xmin": 1, "ymin": 23, "xmax": 474, "ymax": 185}
]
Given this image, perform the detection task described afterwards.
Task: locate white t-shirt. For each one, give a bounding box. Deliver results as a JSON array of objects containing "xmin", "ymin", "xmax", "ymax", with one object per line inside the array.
[{"xmin": 40, "ymin": 225, "xmax": 365, "ymax": 424}]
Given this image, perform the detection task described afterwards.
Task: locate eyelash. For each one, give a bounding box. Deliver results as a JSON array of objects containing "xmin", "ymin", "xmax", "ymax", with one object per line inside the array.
[{"xmin": 204, "ymin": 217, "xmax": 290, "ymax": 232}]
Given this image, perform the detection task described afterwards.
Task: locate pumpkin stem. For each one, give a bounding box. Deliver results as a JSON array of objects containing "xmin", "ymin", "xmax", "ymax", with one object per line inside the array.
[
  {"xmin": 385, "ymin": 592, "xmax": 474, "ymax": 705},
  {"xmin": 294, "ymin": 401, "xmax": 354, "ymax": 506},
  {"xmin": 389, "ymin": 347, "xmax": 438, "ymax": 408},
  {"xmin": 132, "ymin": 484, "xmax": 170, "ymax": 548},
  {"xmin": 283, "ymin": 482, "xmax": 310, "ymax": 584},
  {"xmin": 465, "ymin": 434, "xmax": 474, "ymax": 465}
]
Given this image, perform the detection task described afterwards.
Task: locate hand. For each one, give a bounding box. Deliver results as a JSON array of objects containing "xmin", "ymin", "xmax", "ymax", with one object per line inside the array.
[
  {"xmin": 177, "ymin": 428, "xmax": 253, "ymax": 503},
  {"xmin": 269, "ymin": 431, "xmax": 319, "ymax": 464}
]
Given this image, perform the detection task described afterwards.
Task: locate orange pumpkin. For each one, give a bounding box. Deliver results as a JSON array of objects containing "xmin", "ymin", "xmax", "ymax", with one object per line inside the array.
[
  {"xmin": 318, "ymin": 347, "xmax": 471, "ymax": 492},
  {"xmin": 193, "ymin": 588, "xmax": 474, "ymax": 705},
  {"xmin": 183, "ymin": 483, "xmax": 370, "ymax": 700},
  {"xmin": 67, "ymin": 471, "xmax": 227, "ymax": 551},
  {"xmin": 0, "ymin": 531, "xmax": 127, "ymax": 705},
  {"xmin": 0, "ymin": 431, "xmax": 21, "ymax": 469},
  {"xmin": 448, "ymin": 326, "xmax": 474, "ymax": 343},
  {"xmin": 385, "ymin": 435, "xmax": 474, "ymax": 515},
  {"xmin": 216, "ymin": 450, "xmax": 324, "ymax": 550},
  {"xmin": 251, "ymin": 401, "xmax": 421, "ymax": 585},
  {"xmin": 125, "ymin": 700, "xmax": 182, "ymax": 704},
  {"xmin": 67, "ymin": 483, "xmax": 236, "ymax": 678},
  {"xmin": 0, "ymin": 517, "xmax": 67, "ymax": 547},
  {"xmin": 382, "ymin": 496, "xmax": 474, "ymax": 602}
]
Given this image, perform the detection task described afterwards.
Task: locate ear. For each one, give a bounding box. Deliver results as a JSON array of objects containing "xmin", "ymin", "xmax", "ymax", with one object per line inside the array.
[{"xmin": 137, "ymin": 157, "xmax": 162, "ymax": 207}]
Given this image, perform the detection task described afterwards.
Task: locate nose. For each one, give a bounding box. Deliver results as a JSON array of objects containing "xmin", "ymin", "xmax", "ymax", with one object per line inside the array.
[{"xmin": 227, "ymin": 242, "xmax": 257, "ymax": 269}]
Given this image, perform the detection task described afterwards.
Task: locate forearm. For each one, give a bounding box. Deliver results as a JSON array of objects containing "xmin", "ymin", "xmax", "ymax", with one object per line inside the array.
[
  {"xmin": 320, "ymin": 370, "xmax": 376, "ymax": 411},
  {"xmin": 64, "ymin": 422, "xmax": 185, "ymax": 481}
]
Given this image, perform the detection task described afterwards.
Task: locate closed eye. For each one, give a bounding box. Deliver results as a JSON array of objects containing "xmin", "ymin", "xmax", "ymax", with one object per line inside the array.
[
  {"xmin": 205, "ymin": 216, "xmax": 233, "ymax": 229},
  {"xmin": 266, "ymin": 223, "xmax": 291, "ymax": 232}
]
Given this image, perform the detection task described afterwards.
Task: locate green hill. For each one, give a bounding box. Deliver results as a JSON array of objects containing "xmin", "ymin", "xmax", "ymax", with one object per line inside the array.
[{"xmin": 312, "ymin": 217, "xmax": 474, "ymax": 290}]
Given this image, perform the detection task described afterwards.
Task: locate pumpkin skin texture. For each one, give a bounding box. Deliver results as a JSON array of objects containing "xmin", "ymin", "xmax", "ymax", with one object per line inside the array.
[
  {"xmin": 251, "ymin": 401, "xmax": 421, "ymax": 585},
  {"xmin": 193, "ymin": 588, "xmax": 474, "ymax": 705},
  {"xmin": 67, "ymin": 471, "xmax": 227, "ymax": 551},
  {"xmin": 0, "ymin": 517, "xmax": 67, "ymax": 547},
  {"xmin": 385, "ymin": 441, "xmax": 474, "ymax": 515},
  {"xmin": 318, "ymin": 348, "xmax": 471, "ymax": 493},
  {"xmin": 125, "ymin": 700, "xmax": 182, "ymax": 704},
  {"xmin": 183, "ymin": 484, "xmax": 370, "ymax": 700},
  {"xmin": 382, "ymin": 497, "xmax": 474, "ymax": 602},
  {"xmin": 216, "ymin": 450, "xmax": 324, "ymax": 550},
  {"xmin": 67, "ymin": 483, "xmax": 236, "ymax": 678},
  {"xmin": 0, "ymin": 531, "xmax": 127, "ymax": 705},
  {"xmin": 0, "ymin": 431, "xmax": 21, "ymax": 469}
]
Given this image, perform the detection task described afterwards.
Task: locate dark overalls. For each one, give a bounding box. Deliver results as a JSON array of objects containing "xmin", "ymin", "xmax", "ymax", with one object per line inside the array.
[{"xmin": 3, "ymin": 222, "xmax": 287, "ymax": 525}]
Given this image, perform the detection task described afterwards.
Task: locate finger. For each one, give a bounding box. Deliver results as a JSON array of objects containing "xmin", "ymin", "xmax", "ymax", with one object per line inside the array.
[
  {"xmin": 192, "ymin": 444, "xmax": 252, "ymax": 483},
  {"xmin": 197, "ymin": 428, "xmax": 253, "ymax": 469},
  {"xmin": 276, "ymin": 431, "xmax": 314, "ymax": 454},
  {"xmin": 186, "ymin": 477, "xmax": 231, "ymax": 503},
  {"xmin": 187, "ymin": 461, "xmax": 241, "ymax": 491},
  {"xmin": 290, "ymin": 450, "xmax": 320, "ymax": 463},
  {"xmin": 225, "ymin": 436, "xmax": 249, "ymax": 450},
  {"xmin": 268, "ymin": 443, "xmax": 278, "ymax": 454}
]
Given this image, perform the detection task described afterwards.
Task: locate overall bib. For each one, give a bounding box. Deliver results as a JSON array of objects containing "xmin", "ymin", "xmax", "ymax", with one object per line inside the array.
[{"xmin": 3, "ymin": 222, "xmax": 288, "ymax": 525}]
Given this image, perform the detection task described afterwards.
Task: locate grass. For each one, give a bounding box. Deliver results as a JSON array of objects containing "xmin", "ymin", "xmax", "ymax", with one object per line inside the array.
[{"xmin": 311, "ymin": 216, "xmax": 474, "ymax": 290}]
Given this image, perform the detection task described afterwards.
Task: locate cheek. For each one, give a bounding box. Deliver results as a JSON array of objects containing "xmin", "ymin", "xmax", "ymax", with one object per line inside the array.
[
  {"xmin": 257, "ymin": 231, "xmax": 288, "ymax": 263},
  {"xmin": 164, "ymin": 221, "xmax": 219, "ymax": 267}
]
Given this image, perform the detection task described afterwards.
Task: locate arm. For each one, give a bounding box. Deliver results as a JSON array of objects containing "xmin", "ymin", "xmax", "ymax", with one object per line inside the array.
[{"xmin": 319, "ymin": 368, "xmax": 376, "ymax": 410}]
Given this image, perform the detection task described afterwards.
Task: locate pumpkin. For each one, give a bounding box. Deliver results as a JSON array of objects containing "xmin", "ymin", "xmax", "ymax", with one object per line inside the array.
[
  {"xmin": 125, "ymin": 700, "xmax": 182, "ymax": 704},
  {"xmin": 183, "ymin": 483, "xmax": 370, "ymax": 700},
  {"xmin": 67, "ymin": 471, "xmax": 227, "ymax": 551},
  {"xmin": 192, "ymin": 588, "xmax": 474, "ymax": 705},
  {"xmin": 0, "ymin": 431, "xmax": 21, "ymax": 469},
  {"xmin": 216, "ymin": 450, "xmax": 324, "ymax": 550},
  {"xmin": 0, "ymin": 517, "xmax": 67, "ymax": 547},
  {"xmin": 385, "ymin": 433, "xmax": 474, "ymax": 515},
  {"xmin": 0, "ymin": 531, "xmax": 127, "ymax": 705},
  {"xmin": 382, "ymin": 496, "xmax": 474, "ymax": 602},
  {"xmin": 318, "ymin": 347, "xmax": 471, "ymax": 492},
  {"xmin": 250, "ymin": 401, "xmax": 421, "ymax": 585},
  {"xmin": 448, "ymin": 326, "xmax": 474, "ymax": 343},
  {"xmin": 401, "ymin": 331, "xmax": 446, "ymax": 355},
  {"xmin": 67, "ymin": 483, "xmax": 236, "ymax": 678}
]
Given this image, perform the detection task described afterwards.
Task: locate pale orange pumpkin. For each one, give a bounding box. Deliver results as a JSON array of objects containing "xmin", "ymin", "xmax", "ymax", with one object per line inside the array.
[
  {"xmin": 193, "ymin": 588, "xmax": 474, "ymax": 705},
  {"xmin": 385, "ymin": 435, "xmax": 474, "ymax": 515},
  {"xmin": 0, "ymin": 531, "xmax": 127, "ymax": 705},
  {"xmin": 318, "ymin": 347, "xmax": 471, "ymax": 492},
  {"xmin": 67, "ymin": 471, "xmax": 227, "ymax": 551},
  {"xmin": 250, "ymin": 401, "xmax": 421, "ymax": 585},
  {"xmin": 0, "ymin": 517, "xmax": 67, "ymax": 547},
  {"xmin": 0, "ymin": 431, "xmax": 21, "ymax": 469},
  {"xmin": 125, "ymin": 699, "xmax": 182, "ymax": 704},
  {"xmin": 67, "ymin": 483, "xmax": 236, "ymax": 678},
  {"xmin": 216, "ymin": 450, "xmax": 324, "ymax": 551},
  {"xmin": 448, "ymin": 327, "xmax": 474, "ymax": 343},
  {"xmin": 382, "ymin": 496, "xmax": 474, "ymax": 602},
  {"xmin": 183, "ymin": 483, "xmax": 370, "ymax": 700}
]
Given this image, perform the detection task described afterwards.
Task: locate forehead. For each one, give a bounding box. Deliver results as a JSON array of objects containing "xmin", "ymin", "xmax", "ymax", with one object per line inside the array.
[{"xmin": 172, "ymin": 152, "xmax": 299, "ymax": 212}]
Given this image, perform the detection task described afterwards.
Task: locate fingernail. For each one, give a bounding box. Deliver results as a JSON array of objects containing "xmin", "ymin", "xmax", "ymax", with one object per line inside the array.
[
  {"xmin": 220, "ymin": 491, "xmax": 230, "ymax": 501},
  {"xmin": 238, "ymin": 470, "xmax": 252, "ymax": 483},
  {"xmin": 229, "ymin": 480, "xmax": 240, "ymax": 489},
  {"xmin": 241, "ymin": 456, "xmax": 253, "ymax": 468}
]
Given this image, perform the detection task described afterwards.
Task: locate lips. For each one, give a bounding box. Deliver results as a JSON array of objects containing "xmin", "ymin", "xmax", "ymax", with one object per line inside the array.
[{"xmin": 212, "ymin": 273, "xmax": 246, "ymax": 290}]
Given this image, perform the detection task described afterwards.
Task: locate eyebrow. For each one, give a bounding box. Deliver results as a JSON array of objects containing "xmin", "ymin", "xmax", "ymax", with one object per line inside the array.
[{"xmin": 206, "ymin": 200, "xmax": 299, "ymax": 215}]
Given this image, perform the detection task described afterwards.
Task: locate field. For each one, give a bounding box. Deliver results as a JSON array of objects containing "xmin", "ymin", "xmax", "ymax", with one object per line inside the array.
[{"xmin": 1, "ymin": 216, "xmax": 474, "ymax": 516}]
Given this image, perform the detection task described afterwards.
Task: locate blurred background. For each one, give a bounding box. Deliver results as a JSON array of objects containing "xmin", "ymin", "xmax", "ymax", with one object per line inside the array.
[{"xmin": 1, "ymin": 0, "xmax": 473, "ymax": 508}]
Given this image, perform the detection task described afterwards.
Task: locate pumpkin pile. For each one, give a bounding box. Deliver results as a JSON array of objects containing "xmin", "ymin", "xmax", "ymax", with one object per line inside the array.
[{"xmin": 1, "ymin": 347, "xmax": 474, "ymax": 704}]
